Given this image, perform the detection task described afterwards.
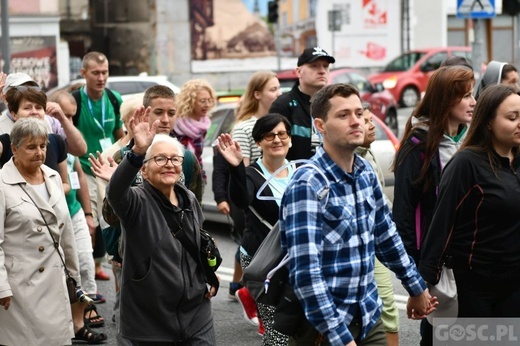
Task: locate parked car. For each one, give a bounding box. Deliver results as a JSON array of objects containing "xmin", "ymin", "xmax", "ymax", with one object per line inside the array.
[
  {"xmin": 277, "ymin": 68, "xmax": 399, "ymax": 135},
  {"xmin": 368, "ymin": 46, "xmax": 472, "ymax": 108},
  {"xmin": 46, "ymin": 74, "xmax": 180, "ymax": 99},
  {"xmin": 201, "ymin": 102, "xmax": 399, "ymax": 225}
]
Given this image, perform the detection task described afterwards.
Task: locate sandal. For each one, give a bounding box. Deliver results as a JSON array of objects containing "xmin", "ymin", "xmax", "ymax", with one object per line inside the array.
[
  {"xmin": 73, "ymin": 324, "xmax": 107, "ymax": 344},
  {"xmin": 84, "ymin": 304, "xmax": 105, "ymax": 328}
]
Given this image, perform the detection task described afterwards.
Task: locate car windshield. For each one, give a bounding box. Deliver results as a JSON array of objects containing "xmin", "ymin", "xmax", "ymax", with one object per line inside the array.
[{"xmin": 383, "ymin": 52, "xmax": 426, "ymax": 72}]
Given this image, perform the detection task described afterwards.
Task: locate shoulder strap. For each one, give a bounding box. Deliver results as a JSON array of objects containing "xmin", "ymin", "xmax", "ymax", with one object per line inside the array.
[
  {"xmin": 72, "ymin": 88, "xmax": 120, "ymax": 126},
  {"xmin": 71, "ymin": 90, "xmax": 81, "ymax": 126},
  {"xmin": 48, "ymin": 134, "xmax": 59, "ymax": 157},
  {"xmin": 105, "ymin": 88, "xmax": 121, "ymax": 117}
]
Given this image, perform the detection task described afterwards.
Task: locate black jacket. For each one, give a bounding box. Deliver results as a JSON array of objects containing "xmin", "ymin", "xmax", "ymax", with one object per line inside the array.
[
  {"xmin": 393, "ymin": 130, "xmax": 441, "ymax": 264},
  {"xmin": 269, "ymin": 83, "xmax": 313, "ymax": 160},
  {"xmin": 107, "ymin": 155, "xmax": 212, "ymax": 342},
  {"xmin": 420, "ymin": 149, "xmax": 520, "ymax": 284},
  {"xmin": 228, "ymin": 161, "xmax": 279, "ymax": 256}
]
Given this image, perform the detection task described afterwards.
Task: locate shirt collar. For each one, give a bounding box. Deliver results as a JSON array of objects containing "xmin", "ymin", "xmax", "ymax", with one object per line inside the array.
[{"xmin": 313, "ymin": 146, "xmax": 368, "ymax": 183}]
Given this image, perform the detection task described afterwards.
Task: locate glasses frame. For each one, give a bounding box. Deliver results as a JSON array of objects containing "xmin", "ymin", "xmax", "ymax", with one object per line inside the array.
[
  {"xmin": 144, "ymin": 155, "xmax": 185, "ymax": 167},
  {"xmin": 262, "ymin": 131, "xmax": 290, "ymax": 142}
]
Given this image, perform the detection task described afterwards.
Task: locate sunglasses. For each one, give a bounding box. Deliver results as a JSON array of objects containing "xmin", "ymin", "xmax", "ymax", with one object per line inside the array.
[
  {"xmin": 5, "ymin": 85, "xmax": 41, "ymax": 94},
  {"xmin": 262, "ymin": 131, "xmax": 290, "ymax": 141}
]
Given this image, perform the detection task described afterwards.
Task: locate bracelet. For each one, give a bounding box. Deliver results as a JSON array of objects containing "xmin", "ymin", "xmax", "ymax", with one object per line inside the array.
[{"xmin": 84, "ymin": 212, "xmax": 93, "ymax": 217}]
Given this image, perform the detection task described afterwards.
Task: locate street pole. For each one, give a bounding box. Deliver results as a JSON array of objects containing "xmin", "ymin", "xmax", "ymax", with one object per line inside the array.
[
  {"xmin": 1, "ymin": 0, "xmax": 10, "ymax": 74},
  {"xmin": 276, "ymin": 23, "xmax": 281, "ymax": 72},
  {"xmin": 516, "ymin": 14, "xmax": 520, "ymax": 70},
  {"xmin": 472, "ymin": 18, "xmax": 484, "ymax": 82}
]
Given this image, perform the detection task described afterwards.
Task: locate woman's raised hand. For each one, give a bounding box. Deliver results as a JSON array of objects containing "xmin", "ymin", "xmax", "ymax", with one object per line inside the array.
[
  {"xmin": 216, "ymin": 133, "xmax": 243, "ymax": 167},
  {"xmin": 129, "ymin": 106, "xmax": 157, "ymax": 156},
  {"xmin": 88, "ymin": 151, "xmax": 118, "ymax": 182}
]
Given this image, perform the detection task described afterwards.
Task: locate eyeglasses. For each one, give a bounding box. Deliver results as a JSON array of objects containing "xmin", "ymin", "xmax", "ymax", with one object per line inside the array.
[
  {"xmin": 144, "ymin": 155, "xmax": 184, "ymax": 167},
  {"xmin": 262, "ymin": 131, "xmax": 290, "ymax": 141},
  {"xmin": 197, "ymin": 98, "xmax": 214, "ymax": 106}
]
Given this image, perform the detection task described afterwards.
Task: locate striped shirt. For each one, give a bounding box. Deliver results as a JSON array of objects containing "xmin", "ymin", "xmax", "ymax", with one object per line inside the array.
[
  {"xmin": 280, "ymin": 146, "xmax": 426, "ymax": 345},
  {"xmin": 232, "ymin": 117, "xmax": 262, "ymax": 162}
]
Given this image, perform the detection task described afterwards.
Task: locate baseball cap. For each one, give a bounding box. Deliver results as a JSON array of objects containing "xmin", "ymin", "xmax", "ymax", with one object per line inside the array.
[
  {"xmin": 439, "ymin": 56, "xmax": 473, "ymax": 70},
  {"xmin": 297, "ymin": 47, "xmax": 335, "ymax": 67},
  {"xmin": 3, "ymin": 73, "xmax": 39, "ymax": 94}
]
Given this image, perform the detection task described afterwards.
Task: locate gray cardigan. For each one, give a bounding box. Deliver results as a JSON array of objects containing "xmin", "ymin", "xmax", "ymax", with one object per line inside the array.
[{"xmin": 107, "ymin": 154, "xmax": 212, "ymax": 343}]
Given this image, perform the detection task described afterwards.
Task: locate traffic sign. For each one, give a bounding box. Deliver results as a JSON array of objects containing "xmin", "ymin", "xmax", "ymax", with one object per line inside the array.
[{"xmin": 457, "ymin": 0, "xmax": 495, "ymax": 18}]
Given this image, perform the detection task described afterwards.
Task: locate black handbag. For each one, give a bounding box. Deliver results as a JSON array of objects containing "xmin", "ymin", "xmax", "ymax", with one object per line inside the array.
[
  {"xmin": 19, "ymin": 184, "xmax": 78, "ymax": 304},
  {"xmin": 168, "ymin": 211, "xmax": 222, "ymax": 293}
]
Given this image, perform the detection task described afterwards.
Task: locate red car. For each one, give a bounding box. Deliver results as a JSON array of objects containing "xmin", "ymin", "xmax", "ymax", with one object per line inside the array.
[
  {"xmin": 277, "ymin": 68, "xmax": 399, "ymax": 135},
  {"xmin": 368, "ymin": 46, "xmax": 472, "ymax": 108}
]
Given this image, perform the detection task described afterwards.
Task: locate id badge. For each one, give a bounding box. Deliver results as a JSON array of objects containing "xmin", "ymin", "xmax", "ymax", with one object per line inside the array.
[
  {"xmin": 69, "ymin": 171, "xmax": 80, "ymax": 190},
  {"xmin": 99, "ymin": 138, "xmax": 113, "ymax": 151}
]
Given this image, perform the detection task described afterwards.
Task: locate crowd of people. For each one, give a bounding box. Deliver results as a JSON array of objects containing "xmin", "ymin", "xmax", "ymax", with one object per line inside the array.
[{"xmin": 0, "ymin": 46, "xmax": 519, "ymax": 346}]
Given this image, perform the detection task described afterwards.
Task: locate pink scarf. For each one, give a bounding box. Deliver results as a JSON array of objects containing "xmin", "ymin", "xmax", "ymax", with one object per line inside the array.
[{"xmin": 173, "ymin": 116, "xmax": 211, "ymax": 140}]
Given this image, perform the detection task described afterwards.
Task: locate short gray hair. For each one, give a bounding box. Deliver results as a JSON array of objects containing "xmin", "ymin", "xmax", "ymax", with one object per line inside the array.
[
  {"xmin": 11, "ymin": 118, "xmax": 48, "ymax": 148},
  {"xmin": 144, "ymin": 134, "xmax": 185, "ymax": 161}
]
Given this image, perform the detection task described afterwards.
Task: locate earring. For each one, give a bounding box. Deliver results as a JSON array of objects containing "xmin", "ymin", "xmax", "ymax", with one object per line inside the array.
[{"xmin": 288, "ymin": 142, "xmax": 293, "ymax": 148}]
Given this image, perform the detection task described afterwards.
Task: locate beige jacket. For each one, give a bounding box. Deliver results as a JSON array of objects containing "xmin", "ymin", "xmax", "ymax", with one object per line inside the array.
[{"xmin": 0, "ymin": 159, "xmax": 79, "ymax": 346}]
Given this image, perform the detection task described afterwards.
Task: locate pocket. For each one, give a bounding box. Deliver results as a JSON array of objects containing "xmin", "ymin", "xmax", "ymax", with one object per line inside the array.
[
  {"xmin": 131, "ymin": 257, "xmax": 152, "ymax": 282},
  {"xmin": 6, "ymin": 257, "xmax": 22, "ymax": 278},
  {"xmin": 323, "ymin": 205, "xmax": 354, "ymax": 245}
]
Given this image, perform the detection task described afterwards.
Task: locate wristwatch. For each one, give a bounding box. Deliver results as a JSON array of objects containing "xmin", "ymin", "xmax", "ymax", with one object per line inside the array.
[{"xmin": 127, "ymin": 150, "xmax": 144, "ymax": 167}]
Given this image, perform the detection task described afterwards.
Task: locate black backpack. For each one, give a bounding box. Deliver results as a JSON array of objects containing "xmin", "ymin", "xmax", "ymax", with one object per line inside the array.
[{"xmin": 71, "ymin": 88, "xmax": 121, "ymax": 126}]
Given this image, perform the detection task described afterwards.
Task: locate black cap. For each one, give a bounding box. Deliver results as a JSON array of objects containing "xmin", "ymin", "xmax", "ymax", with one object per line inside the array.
[
  {"xmin": 297, "ymin": 47, "xmax": 335, "ymax": 67},
  {"xmin": 439, "ymin": 56, "xmax": 473, "ymax": 70}
]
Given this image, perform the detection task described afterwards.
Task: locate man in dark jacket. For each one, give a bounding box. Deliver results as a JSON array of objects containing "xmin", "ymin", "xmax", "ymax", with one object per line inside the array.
[{"xmin": 269, "ymin": 46, "xmax": 335, "ymax": 160}]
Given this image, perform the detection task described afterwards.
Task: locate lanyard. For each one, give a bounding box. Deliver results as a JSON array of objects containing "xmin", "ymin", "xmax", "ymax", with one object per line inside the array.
[{"xmin": 82, "ymin": 87, "xmax": 106, "ymax": 138}]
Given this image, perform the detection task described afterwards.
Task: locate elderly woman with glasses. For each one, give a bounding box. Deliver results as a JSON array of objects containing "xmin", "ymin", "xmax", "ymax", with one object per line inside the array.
[
  {"xmin": 0, "ymin": 118, "xmax": 82, "ymax": 345},
  {"xmin": 105, "ymin": 111, "xmax": 216, "ymax": 344},
  {"xmin": 217, "ymin": 113, "xmax": 294, "ymax": 345},
  {"xmin": 172, "ymin": 79, "xmax": 217, "ymax": 183}
]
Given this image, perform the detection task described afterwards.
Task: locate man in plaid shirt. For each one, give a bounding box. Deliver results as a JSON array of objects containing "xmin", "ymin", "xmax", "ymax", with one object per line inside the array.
[{"xmin": 279, "ymin": 84, "xmax": 436, "ymax": 345}]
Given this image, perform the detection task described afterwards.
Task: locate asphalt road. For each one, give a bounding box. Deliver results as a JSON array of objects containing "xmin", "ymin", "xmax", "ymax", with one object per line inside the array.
[{"xmin": 84, "ymin": 107, "xmax": 420, "ymax": 346}]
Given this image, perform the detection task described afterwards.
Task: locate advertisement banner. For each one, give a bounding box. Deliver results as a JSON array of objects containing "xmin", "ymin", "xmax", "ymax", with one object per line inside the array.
[
  {"xmin": 316, "ymin": 0, "xmax": 400, "ymax": 68},
  {"xmin": 0, "ymin": 36, "xmax": 58, "ymax": 91},
  {"xmin": 190, "ymin": 0, "xmax": 277, "ymax": 72}
]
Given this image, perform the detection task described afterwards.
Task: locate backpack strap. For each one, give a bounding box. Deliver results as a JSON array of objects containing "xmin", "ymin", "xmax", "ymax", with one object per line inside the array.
[
  {"xmin": 71, "ymin": 88, "xmax": 121, "ymax": 127},
  {"xmin": 105, "ymin": 88, "xmax": 121, "ymax": 117},
  {"xmin": 71, "ymin": 90, "xmax": 81, "ymax": 126}
]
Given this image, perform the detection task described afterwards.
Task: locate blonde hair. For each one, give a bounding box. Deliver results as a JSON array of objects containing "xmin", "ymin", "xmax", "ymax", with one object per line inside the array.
[
  {"xmin": 82, "ymin": 51, "xmax": 108, "ymax": 70},
  {"xmin": 176, "ymin": 79, "xmax": 216, "ymax": 118},
  {"xmin": 237, "ymin": 71, "xmax": 277, "ymax": 122},
  {"xmin": 120, "ymin": 94, "xmax": 143, "ymax": 124}
]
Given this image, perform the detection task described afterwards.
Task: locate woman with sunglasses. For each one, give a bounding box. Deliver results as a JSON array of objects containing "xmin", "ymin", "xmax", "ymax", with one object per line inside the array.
[{"xmin": 217, "ymin": 114, "xmax": 293, "ymax": 345}]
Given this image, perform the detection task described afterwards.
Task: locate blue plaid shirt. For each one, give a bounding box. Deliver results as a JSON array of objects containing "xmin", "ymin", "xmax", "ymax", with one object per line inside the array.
[{"xmin": 280, "ymin": 146, "xmax": 426, "ymax": 345}]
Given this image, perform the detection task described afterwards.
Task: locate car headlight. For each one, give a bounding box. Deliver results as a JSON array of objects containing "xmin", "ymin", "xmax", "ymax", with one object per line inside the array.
[{"xmin": 383, "ymin": 76, "xmax": 398, "ymax": 89}]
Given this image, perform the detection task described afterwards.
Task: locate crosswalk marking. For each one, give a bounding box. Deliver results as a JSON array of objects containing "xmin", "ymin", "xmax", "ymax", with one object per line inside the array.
[{"xmin": 217, "ymin": 266, "xmax": 411, "ymax": 311}]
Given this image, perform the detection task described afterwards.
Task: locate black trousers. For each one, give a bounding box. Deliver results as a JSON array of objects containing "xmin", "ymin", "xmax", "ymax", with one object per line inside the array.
[{"xmin": 454, "ymin": 266, "xmax": 520, "ymax": 317}]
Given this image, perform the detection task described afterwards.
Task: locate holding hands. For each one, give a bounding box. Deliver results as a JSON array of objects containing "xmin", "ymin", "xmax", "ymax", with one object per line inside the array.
[
  {"xmin": 216, "ymin": 134, "xmax": 243, "ymax": 167},
  {"xmin": 407, "ymin": 288, "xmax": 438, "ymax": 320}
]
